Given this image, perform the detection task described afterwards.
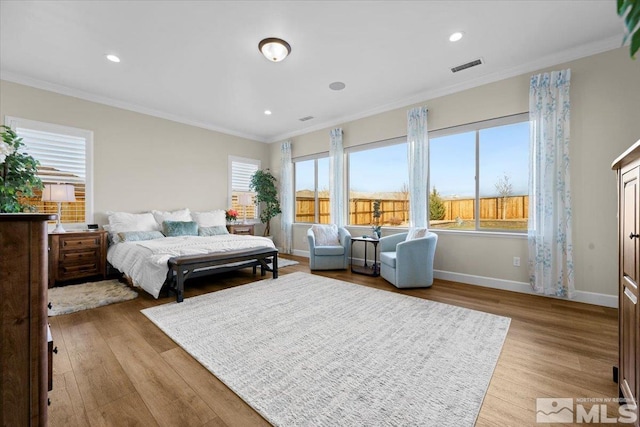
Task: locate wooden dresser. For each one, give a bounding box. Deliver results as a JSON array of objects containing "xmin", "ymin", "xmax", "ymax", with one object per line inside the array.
[
  {"xmin": 613, "ymin": 139, "xmax": 640, "ymax": 426},
  {"xmin": 48, "ymin": 230, "xmax": 107, "ymax": 287},
  {"xmin": 0, "ymin": 213, "xmax": 56, "ymax": 426}
]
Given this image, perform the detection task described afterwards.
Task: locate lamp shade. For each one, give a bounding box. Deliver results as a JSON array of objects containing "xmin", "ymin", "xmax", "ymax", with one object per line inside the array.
[
  {"xmin": 258, "ymin": 38, "xmax": 291, "ymax": 62},
  {"xmin": 238, "ymin": 193, "xmax": 253, "ymax": 206},
  {"xmin": 42, "ymin": 184, "xmax": 76, "ymax": 202}
]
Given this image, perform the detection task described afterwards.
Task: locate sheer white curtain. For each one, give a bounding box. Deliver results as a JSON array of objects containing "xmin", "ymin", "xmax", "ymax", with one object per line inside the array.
[
  {"xmin": 280, "ymin": 140, "xmax": 293, "ymax": 254},
  {"xmin": 528, "ymin": 69, "xmax": 574, "ymax": 298},
  {"xmin": 407, "ymin": 106, "xmax": 428, "ymax": 228},
  {"xmin": 329, "ymin": 128, "xmax": 344, "ymax": 227}
]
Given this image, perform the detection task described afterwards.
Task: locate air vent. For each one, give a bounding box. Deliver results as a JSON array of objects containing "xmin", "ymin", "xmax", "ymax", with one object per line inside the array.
[
  {"xmin": 298, "ymin": 116, "xmax": 314, "ymax": 122},
  {"xmin": 451, "ymin": 58, "xmax": 483, "ymax": 73}
]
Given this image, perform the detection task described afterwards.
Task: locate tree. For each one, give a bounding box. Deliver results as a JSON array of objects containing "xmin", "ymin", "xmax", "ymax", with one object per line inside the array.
[
  {"xmin": 429, "ymin": 187, "xmax": 446, "ymax": 221},
  {"xmin": 249, "ymin": 169, "xmax": 281, "ymax": 236},
  {"xmin": 495, "ymin": 173, "xmax": 513, "ymax": 220}
]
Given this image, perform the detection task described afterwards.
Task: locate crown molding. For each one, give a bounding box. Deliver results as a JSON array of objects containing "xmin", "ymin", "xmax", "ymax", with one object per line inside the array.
[
  {"xmin": 264, "ymin": 35, "xmax": 622, "ymax": 143},
  {"xmin": 0, "ymin": 70, "xmax": 267, "ymax": 143}
]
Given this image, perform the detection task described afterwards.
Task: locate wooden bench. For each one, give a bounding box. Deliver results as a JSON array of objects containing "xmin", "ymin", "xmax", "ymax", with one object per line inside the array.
[{"xmin": 165, "ymin": 247, "xmax": 278, "ymax": 302}]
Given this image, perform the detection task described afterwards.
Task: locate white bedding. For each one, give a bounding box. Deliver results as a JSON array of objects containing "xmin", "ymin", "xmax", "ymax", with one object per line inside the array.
[{"xmin": 107, "ymin": 234, "xmax": 276, "ymax": 298}]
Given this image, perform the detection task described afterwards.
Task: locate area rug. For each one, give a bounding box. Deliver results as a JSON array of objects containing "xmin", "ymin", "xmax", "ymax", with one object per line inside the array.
[
  {"xmin": 141, "ymin": 271, "xmax": 510, "ymax": 426},
  {"xmin": 48, "ymin": 280, "xmax": 138, "ymax": 316},
  {"xmin": 275, "ymin": 257, "xmax": 298, "ymax": 268}
]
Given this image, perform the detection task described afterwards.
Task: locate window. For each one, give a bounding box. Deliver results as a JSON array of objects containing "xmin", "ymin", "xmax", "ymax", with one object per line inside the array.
[
  {"xmin": 294, "ymin": 155, "xmax": 329, "ymax": 223},
  {"xmin": 429, "ymin": 113, "xmax": 529, "ymax": 232},
  {"xmin": 347, "ymin": 137, "xmax": 409, "ymax": 227},
  {"xmin": 228, "ymin": 156, "xmax": 260, "ymax": 220},
  {"xmin": 6, "ymin": 116, "xmax": 93, "ymax": 225}
]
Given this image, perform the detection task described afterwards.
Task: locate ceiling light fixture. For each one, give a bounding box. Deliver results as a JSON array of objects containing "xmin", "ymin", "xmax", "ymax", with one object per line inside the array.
[
  {"xmin": 106, "ymin": 54, "xmax": 121, "ymax": 63},
  {"xmin": 264, "ymin": 110, "xmax": 272, "ymax": 115},
  {"xmin": 258, "ymin": 38, "xmax": 291, "ymax": 62},
  {"xmin": 329, "ymin": 81, "xmax": 346, "ymax": 91},
  {"xmin": 449, "ymin": 32, "xmax": 464, "ymax": 42}
]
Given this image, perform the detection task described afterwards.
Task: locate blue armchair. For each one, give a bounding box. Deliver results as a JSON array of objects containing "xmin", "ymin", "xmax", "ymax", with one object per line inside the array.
[
  {"xmin": 378, "ymin": 231, "xmax": 438, "ymax": 288},
  {"xmin": 307, "ymin": 226, "xmax": 351, "ymax": 270}
]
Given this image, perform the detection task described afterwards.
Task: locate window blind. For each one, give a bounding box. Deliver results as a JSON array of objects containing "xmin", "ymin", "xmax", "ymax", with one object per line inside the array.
[
  {"xmin": 16, "ymin": 127, "xmax": 87, "ymax": 223},
  {"xmin": 230, "ymin": 159, "xmax": 259, "ymax": 219}
]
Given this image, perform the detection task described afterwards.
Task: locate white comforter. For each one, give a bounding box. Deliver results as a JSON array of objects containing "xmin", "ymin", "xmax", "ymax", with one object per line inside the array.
[{"xmin": 107, "ymin": 234, "xmax": 276, "ymax": 298}]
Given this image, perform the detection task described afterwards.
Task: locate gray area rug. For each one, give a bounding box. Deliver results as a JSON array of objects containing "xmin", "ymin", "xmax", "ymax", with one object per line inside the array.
[
  {"xmin": 48, "ymin": 280, "xmax": 138, "ymax": 316},
  {"xmin": 142, "ymin": 271, "xmax": 510, "ymax": 426}
]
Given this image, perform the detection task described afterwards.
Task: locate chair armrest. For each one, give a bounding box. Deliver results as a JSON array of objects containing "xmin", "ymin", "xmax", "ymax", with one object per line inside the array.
[
  {"xmin": 307, "ymin": 228, "xmax": 316, "ymax": 250},
  {"xmin": 338, "ymin": 227, "xmax": 352, "ymax": 248},
  {"xmin": 379, "ymin": 232, "xmax": 408, "ymax": 252},
  {"xmin": 396, "ymin": 233, "xmax": 438, "ymax": 263}
]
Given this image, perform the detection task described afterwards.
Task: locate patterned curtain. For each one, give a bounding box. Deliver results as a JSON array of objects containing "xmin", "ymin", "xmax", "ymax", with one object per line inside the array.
[
  {"xmin": 407, "ymin": 106, "xmax": 428, "ymax": 228},
  {"xmin": 528, "ymin": 69, "xmax": 574, "ymax": 298},
  {"xmin": 280, "ymin": 140, "xmax": 293, "ymax": 254},
  {"xmin": 329, "ymin": 128, "xmax": 344, "ymax": 227}
]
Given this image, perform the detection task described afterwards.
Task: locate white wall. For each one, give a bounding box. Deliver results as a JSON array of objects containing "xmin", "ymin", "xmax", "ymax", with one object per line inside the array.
[
  {"xmin": 0, "ymin": 80, "xmax": 270, "ymax": 229},
  {"xmin": 270, "ymin": 47, "xmax": 640, "ymax": 300}
]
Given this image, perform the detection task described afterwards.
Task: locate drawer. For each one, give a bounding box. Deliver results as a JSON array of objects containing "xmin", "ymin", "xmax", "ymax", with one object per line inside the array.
[
  {"xmin": 233, "ymin": 227, "xmax": 252, "ymax": 234},
  {"xmin": 60, "ymin": 236, "xmax": 101, "ymax": 250},
  {"xmin": 59, "ymin": 263, "xmax": 99, "ymax": 280},
  {"xmin": 60, "ymin": 249, "xmax": 98, "ymax": 265}
]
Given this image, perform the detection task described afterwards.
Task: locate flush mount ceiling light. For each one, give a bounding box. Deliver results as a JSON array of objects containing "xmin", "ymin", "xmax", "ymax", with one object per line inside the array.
[
  {"xmin": 449, "ymin": 32, "xmax": 464, "ymax": 42},
  {"xmin": 258, "ymin": 38, "xmax": 291, "ymax": 62},
  {"xmin": 329, "ymin": 81, "xmax": 346, "ymax": 91},
  {"xmin": 106, "ymin": 54, "xmax": 121, "ymax": 63},
  {"xmin": 264, "ymin": 110, "xmax": 272, "ymax": 115}
]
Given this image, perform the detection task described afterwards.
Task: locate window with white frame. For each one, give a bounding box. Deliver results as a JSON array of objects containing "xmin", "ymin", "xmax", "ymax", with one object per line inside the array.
[
  {"xmin": 294, "ymin": 154, "xmax": 330, "ymax": 223},
  {"xmin": 429, "ymin": 113, "xmax": 530, "ymax": 232},
  {"xmin": 228, "ymin": 156, "xmax": 260, "ymax": 220},
  {"xmin": 6, "ymin": 116, "xmax": 93, "ymax": 225},
  {"xmin": 347, "ymin": 137, "xmax": 409, "ymax": 227}
]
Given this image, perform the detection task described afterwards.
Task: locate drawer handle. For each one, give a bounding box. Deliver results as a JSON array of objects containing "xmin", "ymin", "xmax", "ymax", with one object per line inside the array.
[
  {"xmin": 48, "ymin": 398, "xmax": 51, "ymax": 407},
  {"xmin": 53, "ymin": 346, "xmax": 58, "ymax": 354},
  {"xmin": 48, "ymin": 302, "xmax": 52, "ymax": 310},
  {"xmin": 630, "ymin": 233, "xmax": 640, "ymax": 240}
]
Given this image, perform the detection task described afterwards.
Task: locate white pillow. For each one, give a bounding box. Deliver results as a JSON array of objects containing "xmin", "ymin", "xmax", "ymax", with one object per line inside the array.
[
  {"xmin": 191, "ymin": 210, "xmax": 226, "ymax": 227},
  {"xmin": 107, "ymin": 211, "xmax": 158, "ymax": 243},
  {"xmin": 311, "ymin": 224, "xmax": 340, "ymax": 246},
  {"xmin": 407, "ymin": 227, "xmax": 429, "ymax": 240},
  {"xmin": 152, "ymin": 208, "xmax": 192, "ymax": 229}
]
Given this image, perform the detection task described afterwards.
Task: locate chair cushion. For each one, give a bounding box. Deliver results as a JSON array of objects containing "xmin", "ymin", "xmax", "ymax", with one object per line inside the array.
[
  {"xmin": 311, "ymin": 224, "xmax": 340, "ymax": 246},
  {"xmin": 380, "ymin": 251, "xmax": 396, "ymax": 268},
  {"xmin": 315, "ymin": 245, "xmax": 344, "ymax": 256},
  {"xmin": 407, "ymin": 227, "xmax": 428, "ymax": 240}
]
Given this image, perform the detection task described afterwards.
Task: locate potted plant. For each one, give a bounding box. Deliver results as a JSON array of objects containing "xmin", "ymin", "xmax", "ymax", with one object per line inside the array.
[
  {"xmin": 1, "ymin": 125, "xmax": 43, "ymax": 213},
  {"xmin": 249, "ymin": 168, "xmax": 281, "ymax": 237},
  {"xmin": 371, "ymin": 199, "xmax": 382, "ymax": 239}
]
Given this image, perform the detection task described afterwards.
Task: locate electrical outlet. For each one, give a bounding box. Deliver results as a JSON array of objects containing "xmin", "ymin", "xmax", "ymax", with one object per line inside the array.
[{"xmin": 513, "ymin": 256, "xmax": 520, "ymax": 267}]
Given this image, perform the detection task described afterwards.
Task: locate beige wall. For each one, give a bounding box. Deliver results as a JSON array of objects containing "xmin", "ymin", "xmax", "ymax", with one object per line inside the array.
[
  {"xmin": 0, "ymin": 80, "xmax": 270, "ymax": 228},
  {"xmin": 270, "ymin": 47, "xmax": 640, "ymax": 296}
]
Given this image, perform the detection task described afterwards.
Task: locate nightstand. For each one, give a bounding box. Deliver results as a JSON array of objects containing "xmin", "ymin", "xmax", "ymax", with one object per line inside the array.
[
  {"xmin": 48, "ymin": 230, "xmax": 107, "ymax": 287},
  {"xmin": 227, "ymin": 224, "xmax": 255, "ymax": 235}
]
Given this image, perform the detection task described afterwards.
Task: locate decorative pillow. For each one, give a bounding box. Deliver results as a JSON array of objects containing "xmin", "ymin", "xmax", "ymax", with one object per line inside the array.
[
  {"xmin": 152, "ymin": 208, "xmax": 192, "ymax": 229},
  {"xmin": 162, "ymin": 220, "xmax": 198, "ymax": 237},
  {"xmin": 407, "ymin": 227, "xmax": 429, "ymax": 240},
  {"xmin": 191, "ymin": 210, "xmax": 226, "ymax": 227},
  {"xmin": 198, "ymin": 225, "xmax": 230, "ymax": 236},
  {"xmin": 117, "ymin": 230, "xmax": 165, "ymax": 242},
  {"xmin": 107, "ymin": 211, "xmax": 158, "ymax": 243},
  {"xmin": 311, "ymin": 224, "xmax": 340, "ymax": 246}
]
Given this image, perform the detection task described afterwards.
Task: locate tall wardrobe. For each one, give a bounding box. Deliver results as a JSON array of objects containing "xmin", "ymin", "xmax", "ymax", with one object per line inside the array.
[{"xmin": 613, "ymin": 139, "xmax": 640, "ymax": 426}]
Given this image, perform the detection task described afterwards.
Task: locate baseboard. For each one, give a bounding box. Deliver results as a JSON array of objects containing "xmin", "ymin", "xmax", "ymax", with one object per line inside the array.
[
  {"xmin": 292, "ymin": 249, "xmax": 310, "ymax": 258},
  {"xmin": 434, "ymin": 270, "xmax": 617, "ymax": 308}
]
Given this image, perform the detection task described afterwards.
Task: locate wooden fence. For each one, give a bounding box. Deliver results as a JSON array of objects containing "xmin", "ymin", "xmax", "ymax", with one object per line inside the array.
[{"xmin": 296, "ymin": 195, "xmax": 528, "ymax": 225}]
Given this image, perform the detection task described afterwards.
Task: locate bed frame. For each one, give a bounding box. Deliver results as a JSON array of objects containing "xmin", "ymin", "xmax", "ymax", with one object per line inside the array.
[{"xmin": 165, "ymin": 247, "xmax": 278, "ymax": 302}]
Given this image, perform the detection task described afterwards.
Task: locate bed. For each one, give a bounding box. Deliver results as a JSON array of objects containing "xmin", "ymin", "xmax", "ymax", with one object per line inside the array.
[{"xmin": 104, "ymin": 209, "xmax": 278, "ymax": 301}]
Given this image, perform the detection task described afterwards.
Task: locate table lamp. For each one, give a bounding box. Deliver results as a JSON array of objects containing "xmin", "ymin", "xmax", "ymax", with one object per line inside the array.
[
  {"xmin": 238, "ymin": 193, "xmax": 253, "ymax": 224},
  {"xmin": 42, "ymin": 184, "xmax": 76, "ymax": 233}
]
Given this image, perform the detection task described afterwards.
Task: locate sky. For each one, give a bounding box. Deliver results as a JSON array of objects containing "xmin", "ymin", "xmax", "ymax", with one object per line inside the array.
[{"xmin": 296, "ymin": 121, "xmax": 529, "ymax": 199}]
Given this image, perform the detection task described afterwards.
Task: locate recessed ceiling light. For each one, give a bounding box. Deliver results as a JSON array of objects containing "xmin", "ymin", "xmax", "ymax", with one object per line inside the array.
[
  {"xmin": 449, "ymin": 32, "xmax": 464, "ymax": 42},
  {"xmin": 258, "ymin": 38, "xmax": 291, "ymax": 62},
  {"xmin": 329, "ymin": 81, "xmax": 346, "ymax": 91},
  {"xmin": 106, "ymin": 54, "xmax": 121, "ymax": 63},
  {"xmin": 264, "ymin": 110, "xmax": 272, "ymax": 115}
]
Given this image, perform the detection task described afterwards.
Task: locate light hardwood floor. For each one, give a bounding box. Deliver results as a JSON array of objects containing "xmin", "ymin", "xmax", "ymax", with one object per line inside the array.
[{"xmin": 48, "ymin": 256, "xmax": 619, "ymax": 426}]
